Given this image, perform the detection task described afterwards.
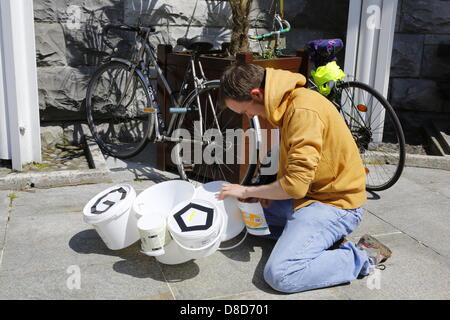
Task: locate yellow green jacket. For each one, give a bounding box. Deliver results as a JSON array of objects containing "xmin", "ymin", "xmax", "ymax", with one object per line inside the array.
[{"xmin": 264, "ymin": 68, "xmax": 367, "ymax": 211}]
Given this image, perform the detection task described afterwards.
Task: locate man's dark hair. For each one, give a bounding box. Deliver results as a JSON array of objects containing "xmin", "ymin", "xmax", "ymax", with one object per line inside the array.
[{"xmin": 219, "ymin": 63, "xmax": 266, "ymax": 108}]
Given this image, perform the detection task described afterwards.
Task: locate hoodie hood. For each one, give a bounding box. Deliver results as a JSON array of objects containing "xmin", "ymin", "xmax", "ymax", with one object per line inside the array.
[{"xmin": 264, "ymin": 68, "xmax": 307, "ymax": 127}]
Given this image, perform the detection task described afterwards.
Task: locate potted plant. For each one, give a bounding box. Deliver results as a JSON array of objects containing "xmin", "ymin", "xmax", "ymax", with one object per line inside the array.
[{"xmin": 229, "ymin": 0, "xmax": 253, "ymax": 56}]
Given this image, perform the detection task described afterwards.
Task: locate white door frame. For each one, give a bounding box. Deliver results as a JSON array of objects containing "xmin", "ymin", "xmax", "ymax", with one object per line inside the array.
[
  {"xmin": 344, "ymin": 0, "xmax": 398, "ymax": 143},
  {"xmin": 0, "ymin": 0, "xmax": 41, "ymax": 170}
]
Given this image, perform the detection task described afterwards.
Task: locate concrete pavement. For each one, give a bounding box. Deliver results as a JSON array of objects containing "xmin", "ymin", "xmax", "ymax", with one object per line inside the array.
[{"xmin": 0, "ymin": 164, "xmax": 449, "ymax": 300}]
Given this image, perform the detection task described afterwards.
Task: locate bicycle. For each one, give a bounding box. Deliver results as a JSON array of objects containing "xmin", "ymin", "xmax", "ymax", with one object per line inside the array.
[
  {"xmin": 85, "ymin": 24, "xmax": 260, "ymax": 186},
  {"xmin": 306, "ymin": 39, "xmax": 406, "ymax": 191},
  {"xmin": 248, "ymin": 22, "xmax": 405, "ymax": 191}
]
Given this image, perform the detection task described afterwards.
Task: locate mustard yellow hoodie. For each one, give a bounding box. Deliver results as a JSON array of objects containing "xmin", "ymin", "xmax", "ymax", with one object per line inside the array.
[{"xmin": 264, "ymin": 68, "xmax": 367, "ymax": 210}]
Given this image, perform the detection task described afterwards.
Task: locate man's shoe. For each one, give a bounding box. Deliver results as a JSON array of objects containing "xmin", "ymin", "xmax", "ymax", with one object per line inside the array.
[{"xmin": 356, "ymin": 234, "xmax": 392, "ymax": 268}]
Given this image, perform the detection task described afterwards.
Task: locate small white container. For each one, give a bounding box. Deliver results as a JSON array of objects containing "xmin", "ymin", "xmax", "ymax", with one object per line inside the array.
[
  {"xmin": 83, "ymin": 185, "xmax": 139, "ymax": 250},
  {"xmin": 167, "ymin": 199, "xmax": 224, "ymax": 260},
  {"xmin": 137, "ymin": 214, "xmax": 170, "ymax": 257},
  {"xmin": 238, "ymin": 201, "xmax": 271, "ymax": 236}
]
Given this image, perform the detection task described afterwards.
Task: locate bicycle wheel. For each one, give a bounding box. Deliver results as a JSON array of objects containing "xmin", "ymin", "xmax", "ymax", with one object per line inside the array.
[
  {"xmin": 173, "ymin": 80, "xmax": 259, "ymax": 186},
  {"xmin": 86, "ymin": 61, "xmax": 154, "ymax": 159},
  {"xmin": 334, "ymin": 81, "xmax": 406, "ymax": 191}
]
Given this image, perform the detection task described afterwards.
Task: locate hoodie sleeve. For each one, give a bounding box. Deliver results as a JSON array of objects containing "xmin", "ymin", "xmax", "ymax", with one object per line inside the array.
[{"xmin": 279, "ymin": 109, "xmax": 324, "ymax": 199}]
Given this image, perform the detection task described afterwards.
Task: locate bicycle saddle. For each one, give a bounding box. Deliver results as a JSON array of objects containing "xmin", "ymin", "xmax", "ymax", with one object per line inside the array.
[{"xmin": 177, "ymin": 36, "xmax": 214, "ymax": 53}]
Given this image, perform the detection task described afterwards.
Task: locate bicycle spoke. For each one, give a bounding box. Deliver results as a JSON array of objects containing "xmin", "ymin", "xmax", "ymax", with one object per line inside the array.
[
  {"xmin": 176, "ymin": 82, "xmax": 258, "ymax": 185},
  {"xmin": 332, "ymin": 82, "xmax": 405, "ymax": 191},
  {"xmin": 86, "ymin": 62, "xmax": 150, "ymax": 159}
]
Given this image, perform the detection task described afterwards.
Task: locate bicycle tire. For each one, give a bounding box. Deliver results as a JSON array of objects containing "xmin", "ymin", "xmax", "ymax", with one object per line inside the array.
[
  {"xmin": 173, "ymin": 80, "xmax": 259, "ymax": 186},
  {"xmin": 334, "ymin": 81, "xmax": 406, "ymax": 191},
  {"xmin": 86, "ymin": 61, "xmax": 154, "ymax": 159}
]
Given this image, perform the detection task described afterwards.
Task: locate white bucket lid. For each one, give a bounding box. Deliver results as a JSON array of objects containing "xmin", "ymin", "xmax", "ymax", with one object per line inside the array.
[
  {"xmin": 133, "ymin": 180, "xmax": 196, "ymax": 220},
  {"xmin": 167, "ymin": 199, "xmax": 222, "ymax": 249},
  {"xmin": 194, "ymin": 181, "xmax": 245, "ymax": 242},
  {"xmin": 83, "ymin": 185, "xmax": 136, "ymax": 225}
]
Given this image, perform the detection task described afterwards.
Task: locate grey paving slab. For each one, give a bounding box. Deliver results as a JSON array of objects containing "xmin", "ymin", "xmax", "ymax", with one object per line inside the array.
[
  {"xmin": 105, "ymin": 143, "xmax": 179, "ymax": 183},
  {"xmin": 0, "ymin": 211, "xmax": 143, "ymax": 275},
  {"xmin": 1, "ymin": 165, "xmax": 449, "ymax": 300},
  {"xmin": 336, "ymin": 233, "xmax": 450, "ymax": 300},
  {"xmin": 10, "ymin": 180, "xmax": 161, "ymax": 218},
  {"xmin": 158, "ymin": 235, "xmax": 277, "ymax": 300},
  {"xmin": 0, "ymin": 191, "xmax": 12, "ymax": 251},
  {"xmin": 162, "ymin": 210, "xmax": 400, "ymax": 300},
  {"xmin": 364, "ymin": 171, "xmax": 450, "ymax": 259},
  {"xmin": 400, "ymin": 167, "xmax": 450, "ymax": 199},
  {"xmin": 350, "ymin": 207, "xmax": 400, "ymax": 239},
  {"xmin": 11, "ymin": 183, "xmax": 114, "ymax": 217},
  {"xmin": 0, "ymin": 262, "xmax": 172, "ymax": 300}
]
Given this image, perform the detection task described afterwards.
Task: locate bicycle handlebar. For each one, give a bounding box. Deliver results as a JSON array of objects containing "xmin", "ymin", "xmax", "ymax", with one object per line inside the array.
[
  {"xmin": 249, "ymin": 14, "xmax": 291, "ymax": 41},
  {"xmin": 102, "ymin": 24, "xmax": 156, "ymax": 51}
]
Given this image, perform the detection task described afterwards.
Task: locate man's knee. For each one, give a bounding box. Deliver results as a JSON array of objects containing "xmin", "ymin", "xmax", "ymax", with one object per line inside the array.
[
  {"xmin": 264, "ymin": 258, "xmax": 312, "ymax": 293},
  {"xmin": 264, "ymin": 260, "xmax": 298, "ymax": 293}
]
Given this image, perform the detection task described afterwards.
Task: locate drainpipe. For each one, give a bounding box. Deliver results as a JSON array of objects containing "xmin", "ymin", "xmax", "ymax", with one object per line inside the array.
[{"xmin": 0, "ymin": 0, "xmax": 41, "ymax": 170}]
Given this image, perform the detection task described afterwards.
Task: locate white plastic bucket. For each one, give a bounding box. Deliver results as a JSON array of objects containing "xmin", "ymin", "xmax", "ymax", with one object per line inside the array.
[
  {"xmin": 155, "ymin": 240, "xmax": 192, "ymax": 265},
  {"xmin": 167, "ymin": 199, "xmax": 224, "ymax": 260},
  {"xmin": 194, "ymin": 181, "xmax": 245, "ymax": 242},
  {"xmin": 137, "ymin": 214, "xmax": 170, "ymax": 257},
  {"xmin": 238, "ymin": 200, "xmax": 271, "ymax": 236},
  {"xmin": 83, "ymin": 185, "xmax": 139, "ymax": 250},
  {"xmin": 133, "ymin": 180, "xmax": 195, "ymax": 220}
]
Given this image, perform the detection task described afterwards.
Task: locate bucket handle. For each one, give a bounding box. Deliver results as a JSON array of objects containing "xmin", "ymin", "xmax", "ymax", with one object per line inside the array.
[{"xmin": 169, "ymin": 226, "xmax": 224, "ymax": 252}]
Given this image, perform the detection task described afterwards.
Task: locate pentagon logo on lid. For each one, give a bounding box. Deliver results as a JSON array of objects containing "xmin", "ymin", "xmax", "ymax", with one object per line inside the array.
[{"xmin": 173, "ymin": 203, "xmax": 214, "ymax": 232}]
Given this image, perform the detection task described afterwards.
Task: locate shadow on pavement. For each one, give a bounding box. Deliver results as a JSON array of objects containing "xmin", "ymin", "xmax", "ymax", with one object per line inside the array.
[
  {"xmin": 219, "ymin": 234, "xmax": 286, "ymax": 295},
  {"xmin": 367, "ymin": 190, "xmax": 381, "ymax": 201},
  {"xmin": 113, "ymin": 259, "xmax": 200, "ymax": 283},
  {"xmin": 69, "ymin": 229, "xmax": 200, "ymax": 282}
]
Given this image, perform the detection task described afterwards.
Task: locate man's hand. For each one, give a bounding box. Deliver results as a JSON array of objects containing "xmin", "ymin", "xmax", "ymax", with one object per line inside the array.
[
  {"xmin": 217, "ymin": 180, "xmax": 291, "ymax": 203},
  {"xmin": 217, "ymin": 184, "xmax": 248, "ymax": 201}
]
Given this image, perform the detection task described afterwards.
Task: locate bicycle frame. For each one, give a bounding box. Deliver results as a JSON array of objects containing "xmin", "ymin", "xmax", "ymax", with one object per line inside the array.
[
  {"xmin": 133, "ymin": 32, "xmax": 213, "ymax": 145},
  {"xmin": 308, "ymin": 76, "xmax": 369, "ymax": 134}
]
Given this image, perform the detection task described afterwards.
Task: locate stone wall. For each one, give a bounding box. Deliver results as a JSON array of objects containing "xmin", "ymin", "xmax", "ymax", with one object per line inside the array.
[
  {"xmin": 388, "ymin": 0, "xmax": 450, "ymax": 140},
  {"xmin": 34, "ymin": 0, "xmax": 450, "ymax": 123},
  {"xmin": 34, "ymin": 0, "xmax": 350, "ymax": 122},
  {"xmin": 34, "ymin": 0, "xmax": 125, "ymax": 121}
]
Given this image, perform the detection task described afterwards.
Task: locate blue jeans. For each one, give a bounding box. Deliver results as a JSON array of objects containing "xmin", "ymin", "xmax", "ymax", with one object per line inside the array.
[{"xmin": 262, "ymin": 200, "xmax": 373, "ymax": 293}]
